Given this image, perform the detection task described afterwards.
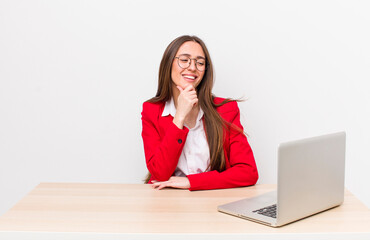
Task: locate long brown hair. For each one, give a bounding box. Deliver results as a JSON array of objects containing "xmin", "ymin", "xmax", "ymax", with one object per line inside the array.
[{"xmin": 145, "ymin": 35, "xmax": 233, "ymax": 183}]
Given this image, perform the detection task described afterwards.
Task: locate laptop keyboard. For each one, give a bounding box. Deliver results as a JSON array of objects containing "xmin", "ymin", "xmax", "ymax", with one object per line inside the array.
[{"xmin": 252, "ymin": 204, "xmax": 277, "ymax": 218}]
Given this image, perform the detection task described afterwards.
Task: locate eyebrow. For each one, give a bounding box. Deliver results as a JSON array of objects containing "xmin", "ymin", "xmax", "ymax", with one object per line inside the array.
[{"xmin": 178, "ymin": 53, "xmax": 206, "ymax": 60}]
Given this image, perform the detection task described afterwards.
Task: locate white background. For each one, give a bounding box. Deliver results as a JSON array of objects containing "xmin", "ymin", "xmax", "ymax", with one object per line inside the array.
[{"xmin": 1, "ymin": 0, "xmax": 369, "ymax": 216}]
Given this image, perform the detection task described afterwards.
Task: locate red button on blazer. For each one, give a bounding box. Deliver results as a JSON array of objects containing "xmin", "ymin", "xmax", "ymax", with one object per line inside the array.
[{"xmin": 141, "ymin": 97, "xmax": 258, "ymax": 191}]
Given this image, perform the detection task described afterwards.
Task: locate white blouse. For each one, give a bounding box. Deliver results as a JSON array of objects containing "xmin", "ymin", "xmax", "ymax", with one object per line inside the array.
[{"xmin": 161, "ymin": 98, "xmax": 210, "ymax": 177}]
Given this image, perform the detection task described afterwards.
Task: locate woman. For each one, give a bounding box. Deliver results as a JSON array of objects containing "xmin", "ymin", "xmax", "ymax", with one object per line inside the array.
[{"xmin": 141, "ymin": 35, "xmax": 258, "ymax": 191}]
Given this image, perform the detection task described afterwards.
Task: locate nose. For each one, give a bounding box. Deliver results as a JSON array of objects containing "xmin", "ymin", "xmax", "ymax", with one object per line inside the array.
[{"xmin": 188, "ymin": 59, "xmax": 197, "ymax": 71}]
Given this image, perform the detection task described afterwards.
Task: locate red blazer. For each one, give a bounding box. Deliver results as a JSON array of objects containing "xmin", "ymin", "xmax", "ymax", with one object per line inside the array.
[{"xmin": 141, "ymin": 97, "xmax": 258, "ymax": 191}]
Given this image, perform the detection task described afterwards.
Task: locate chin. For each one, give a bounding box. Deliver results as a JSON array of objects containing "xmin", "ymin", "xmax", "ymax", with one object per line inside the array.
[{"xmin": 180, "ymin": 82, "xmax": 195, "ymax": 89}]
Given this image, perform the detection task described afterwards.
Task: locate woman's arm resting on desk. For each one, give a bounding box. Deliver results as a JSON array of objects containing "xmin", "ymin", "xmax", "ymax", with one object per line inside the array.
[
  {"xmin": 151, "ymin": 176, "xmax": 191, "ymax": 190},
  {"xmin": 142, "ymin": 102, "xmax": 189, "ymax": 181}
]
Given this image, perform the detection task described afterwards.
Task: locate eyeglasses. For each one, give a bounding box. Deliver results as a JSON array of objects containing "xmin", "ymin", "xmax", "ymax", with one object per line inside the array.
[{"xmin": 175, "ymin": 55, "xmax": 207, "ymax": 72}]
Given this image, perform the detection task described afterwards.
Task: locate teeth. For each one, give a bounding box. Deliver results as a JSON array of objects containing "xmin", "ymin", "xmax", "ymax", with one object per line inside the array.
[{"xmin": 184, "ymin": 75, "xmax": 195, "ymax": 79}]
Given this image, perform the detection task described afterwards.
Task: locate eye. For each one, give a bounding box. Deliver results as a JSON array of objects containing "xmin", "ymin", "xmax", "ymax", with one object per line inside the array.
[
  {"xmin": 197, "ymin": 61, "xmax": 205, "ymax": 66},
  {"xmin": 179, "ymin": 58, "xmax": 189, "ymax": 62}
]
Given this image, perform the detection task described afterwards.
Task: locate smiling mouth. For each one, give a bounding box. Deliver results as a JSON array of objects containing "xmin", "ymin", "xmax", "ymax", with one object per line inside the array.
[{"xmin": 182, "ymin": 75, "xmax": 197, "ymax": 81}]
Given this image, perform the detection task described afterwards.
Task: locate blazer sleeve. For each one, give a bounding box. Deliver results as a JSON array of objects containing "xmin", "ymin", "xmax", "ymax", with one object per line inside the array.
[
  {"xmin": 187, "ymin": 101, "xmax": 258, "ymax": 190},
  {"xmin": 141, "ymin": 102, "xmax": 189, "ymax": 181}
]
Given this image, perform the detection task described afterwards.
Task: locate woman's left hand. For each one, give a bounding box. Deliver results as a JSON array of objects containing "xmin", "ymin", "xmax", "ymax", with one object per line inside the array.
[{"xmin": 151, "ymin": 176, "xmax": 190, "ymax": 190}]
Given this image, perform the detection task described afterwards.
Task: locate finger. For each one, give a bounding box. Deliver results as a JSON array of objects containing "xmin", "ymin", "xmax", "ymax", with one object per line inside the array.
[
  {"xmin": 157, "ymin": 182, "xmax": 169, "ymax": 190},
  {"xmin": 187, "ymin": 95, "xmax": 198, "ymax": 101},
  {"xmin": 192, "ymin": 99, "xmax": 198, "ymax": 106},
  {"xmin": 153, "ymin": 180, "xmax": 170, "ymax": 190},
  {"xmin": 180, "ymin": 89, "xmax": 196, "ymax": 99},
  {"xmin": 188, "ymin": 92, "xmax": 198, "ymax": 98},
  {"xmin": 183, "ymin": 84, "xmax": 194, "ymax": 92},
  {"xmin": 176, "ymin": 85, "xmax": 184, "ymax": 92},
  {"xmin": 152, "ymin": 182, "xmax": 160, "ymax": 188},
  {"xmin": 185, "ymin": 88, "xmax": 196, "ymax": 93}
]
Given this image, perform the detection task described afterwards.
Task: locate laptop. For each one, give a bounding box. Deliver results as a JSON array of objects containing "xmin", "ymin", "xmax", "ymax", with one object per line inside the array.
[{"xmin": 218, "ymin": 131, "xmax": 346, "ymax": 227}]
